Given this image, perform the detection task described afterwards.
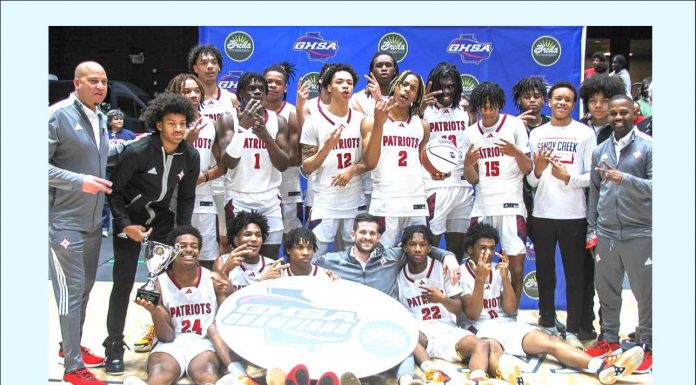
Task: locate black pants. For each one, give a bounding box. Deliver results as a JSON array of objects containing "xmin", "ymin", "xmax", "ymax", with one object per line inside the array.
[
  {"xmin": 106, "ymin": 213, "xmax": 173, "ymax": 338},
  {"xmin": 533, "ymin": 217, "xmax": 595, "ymax": 333}
]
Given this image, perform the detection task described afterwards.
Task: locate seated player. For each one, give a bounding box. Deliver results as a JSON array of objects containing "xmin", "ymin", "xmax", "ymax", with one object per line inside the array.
[
  {"xmin": 279, "ymin": 227, "xmax": 335, "ymax": 279},
  {"xmin": 397, "ymin": 225, "xmax": 505, "ymax": 385},
  {"xmin": 123, "ymin": 225, "xmax": 225, "ymax": 385},
  {"xmin": 459, "ymin": 223, "xmax": 644, "ymax": 385}
]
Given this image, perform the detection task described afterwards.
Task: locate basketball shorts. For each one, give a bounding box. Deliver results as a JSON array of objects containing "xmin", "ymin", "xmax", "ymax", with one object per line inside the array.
[
  {"xmin": 150, "ymin": 334, "xmax": 215, "ymax": 378},
  {"xmin": 426, "ymin": 186, "xmax": 475, "ymax": 235},
  {"xmin": 191, "ymin": 213, "xmax": 219, "ymax": 261},
  {"xmin": 376, "ymin": 216, "xmax": 427, "ymax": 248},
  {"xmin": 309, "ymin": 216, "xmax": 363, "ymax": 244},
  {"xmin": 421, "ymin": 321, "xmax": 474, "ymax": 362},
  {"xmin": 470, "ymin": 215, "xmax": 527, "ymax": 255},
  {"xmin": 282, "ymin": 202, "xmax": 304, "ymax": 234},
  {"xmin": 212, "ymin": 194, "xmax": 227, "ymax": 237},
  {"xmin": 475, "ymin": 320, "xmax": 537, "ymax": 357}
]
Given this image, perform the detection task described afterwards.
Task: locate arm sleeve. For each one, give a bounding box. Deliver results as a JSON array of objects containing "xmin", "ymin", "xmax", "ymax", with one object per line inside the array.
[
  {"xmin": 586, "ymin": 149, "xmax": 601, "ymax": 233},
  {"xmin": 108, "ymin": 146, "xmax": 140, "ymax": 231},
  {"xmin": 48, "ymin": 113, "xmax": 83, "ymax": 190},
  {"xmin": 620, "ymin": 145, "xmax": 652, "ymax": 197},
  {"xmin": 567, "ymin": 130, "xmax": 596, "ymax": 188},
  {"xmin": 175, "ymin": 150, "xmax": 201, "ymax": 226}
]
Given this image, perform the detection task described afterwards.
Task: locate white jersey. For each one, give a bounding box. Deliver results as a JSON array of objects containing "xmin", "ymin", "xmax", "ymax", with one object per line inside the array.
[
  {"xmin": 280, "ymin": 264, "xmax": 331, "ymax": 279},
  {"xmin": 191, "ymin": 116, "xmax": 218, "ymax": 214},
  {"xmin": 462, "ymin": 114, "xmax": 529, "ymax": 217},
  {"xmin": 159, "ymin": 267, "xmax": 217, "ymax": 339},
  {"xmin": 460, "ymin": 259, "xmax": 513, "ymax": 330},
  {"xmin": 276, "ymin": 101, "xmax": 303, "ymax": 204},
  {"xmin": 225, "ymin": 109, "xmax": 282, "ymax": 200},
  {"xmin": 224, "ymin": 254, "xmax": 276, "ymax": 291},
  {"xmin": 370, "ymin": 115, "xmax": 427, "ymax": 217},
  {"xmin": 300, "ymin": 105, "xmax": 366, "ymax": 218},
  {"xmin": 350, "ymin": 89, "xmax": 388, "ymax": 117},
  {"xmin": 200, "ymin": 87, "xmax": 237, "ymax": 122},
  {"xmin": 422, "ymin": 105, "xmax": 471, "ymax": 188},
  {"xmin": 398, "ymin": 258, "xmax": 462, "ymax": 326}
]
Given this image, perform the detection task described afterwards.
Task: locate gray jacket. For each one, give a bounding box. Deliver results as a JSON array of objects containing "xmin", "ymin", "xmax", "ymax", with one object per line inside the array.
[
  {"xmin": 49, "ymin": 95, "xmax": 122, "ymax": 232},
  {"xmin": 312, "ymin": 245, "xmax": 453, "ymax": 300},
  {"xmin": 587, "ymin": 129, "xmax": 652, "ymax": 240}
]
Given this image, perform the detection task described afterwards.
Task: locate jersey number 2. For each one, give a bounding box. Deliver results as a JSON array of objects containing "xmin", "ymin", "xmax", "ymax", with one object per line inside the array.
[
  {"xmin": 398, "ymin": 150, "xmax": 407, "ymax": 167},
  {"xmin": 181, "ymin": 319, "xmax": 202, "ymax": 335}
]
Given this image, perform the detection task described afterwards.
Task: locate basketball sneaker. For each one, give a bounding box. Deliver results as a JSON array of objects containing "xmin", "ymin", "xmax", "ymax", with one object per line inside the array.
[
  {"xmin": 286, "ymin": 364, "xmax": 310, "ymax": 385},
  {"xmin": 340, "ymin": 371, "xmax": 362, "ymax": 385},
  {"xmin": 634, "ymin": 344, "xmax": 652, "ymax": 374},
  {"xmin": 597, "ymin": 345, "xmax": 644, "ymax": 384},
  {"xmin": 102, "ymin": 335, "xmax": 128, "ymax": 375},
  {"xmin": 586, "ymin": 339, "xmax": 621, "ymax": 357},
  {"xmin": 58, "ymin": 343, "xmax": 105, "ymax": 368},
  {"xmin": 63, "ymin": 368, "xmax": 107, "ymax": 385},
  {"xmin": 317, "ymin": 371, "xmax": 340, "ymax": 385},
  {"xmin": 134, "ymin": 323, "xmax": 156, "ymax": 352},
  {"xmin": 423, "ymin": 369, "xmax": 450, "ymax": 385},
  {"xmin": 496, "ymin": 354, "xmax": 528, "ymax": 385},
  {"xmin": 564, "ymin": 332, "xmax": 585, "ymax": 350},
  {"xmin": 265, "ymin": 367, "xmax": 286, "ymax": 385}
]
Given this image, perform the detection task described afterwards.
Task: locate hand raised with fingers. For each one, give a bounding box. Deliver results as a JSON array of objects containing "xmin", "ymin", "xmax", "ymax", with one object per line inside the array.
[
  {"xmin": 184, "ymin": 117, "xmax": 204, "ymax": 143},
  {"xmin": 211, "ymin": 274, "xmax": 233, "ymax": 295},
  {"xmin": 464, "ymin": 146, "xmax": 481, "ymax": 168},
  {"xmin": 595, "ymin": 160, "xmax": 623, "ymax": 185},
  {"xmin": 364, "ymin": 73, "xmax": 382, "ymax": 101},
  {"xmin": 517, "ymin": 109, "xmax": 536, "ymax": 124},
  {"xmin": 495, "ymin": 251, "xmax": 509, "ymax": 277},
  {"xmin": 475, "ymin": 252, "xmax": 492, "ymax": 282},
  {"xmin": 373, "ymin": 96, "xmax": 397, "ymax": 127},
  {"xmin": 496, "ymin": 138, "xmax": 522, "ymax": 157},
  {"xmin": 550, "ymin": 159, "xmax": 570, "ymax": 184},
  {"xmin": 420, "ymin": 284, "xmax": 447, "ymax": 304},
  {"xmin": 533, "ymin": 147, "xmax": 554, "ymax": 175},
  {"xmin": 420, "ymin": 81, "xmax": 443, "ymax": 111},
  {"xmin": 297, "ymin": 80, "xmax": 311, "ymax": 102},
  {"xmin": 223, "ymin": 244, "xmax": 252, "ymax": 273},
  {"xmin": 261, "ymin": 259, "xmax": 290, "ymax": 280},
  {"xmin": 239, "ymin": 99, "xmax": 264, "ymax": 128}
]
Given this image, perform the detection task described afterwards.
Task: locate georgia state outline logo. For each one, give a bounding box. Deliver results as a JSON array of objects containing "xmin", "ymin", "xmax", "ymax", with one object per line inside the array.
[
  {"xmin": 447, "ymin": 34, "xmax": 493, "ymax": 65},
  {"xmin": 293, "ymin": 32, "xmax": 339, "ymax": 62},
  {"xmin": 218, "ymin": 70, "xmax": 244, "ymax": 94}
]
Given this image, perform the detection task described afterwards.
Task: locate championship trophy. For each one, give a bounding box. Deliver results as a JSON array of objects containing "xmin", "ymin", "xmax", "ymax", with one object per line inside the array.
[{"xmin": 136, "ymin": 237, "xmax": 180, "ymax": 305}]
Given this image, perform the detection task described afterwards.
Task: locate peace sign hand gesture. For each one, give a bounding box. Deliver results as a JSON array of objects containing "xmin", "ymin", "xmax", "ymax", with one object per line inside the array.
[{"xmin": 595, "ymin": 161, "xmax": 623, "ymax": 185}]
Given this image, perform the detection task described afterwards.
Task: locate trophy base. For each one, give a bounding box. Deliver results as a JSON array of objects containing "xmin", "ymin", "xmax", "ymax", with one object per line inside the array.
[{"xmin": 136, "ymin": 288, "xmax": 160, "ymax": 305}]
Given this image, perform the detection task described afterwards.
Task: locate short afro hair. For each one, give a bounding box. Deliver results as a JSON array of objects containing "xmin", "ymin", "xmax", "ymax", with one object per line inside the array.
[
  {"xmin": 143, "ymin": 92, "xmax": 197, "ymax": 131},
  {"xmin": 166, "ymin": 225, "xmax": 203, "ymax": 250},
  {"xmin": 226, "ymin": 210, "xmax": 270, "ymax": 246},
  {"xmin": 463, "ymin": 222, "xmax": 500, "ymax": 252},
  {"xmin": 187, "ymin": 44, "xmax": 223, "ymax": 74},
  {"xmin": 579, "ymin": 75, "xmax": 625, "ymax": 104}
]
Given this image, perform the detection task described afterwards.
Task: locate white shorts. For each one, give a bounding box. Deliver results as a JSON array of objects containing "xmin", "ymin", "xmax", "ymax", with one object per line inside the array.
[
  {"xmin": 213, "ymin": 194, "xmax": 227, "ymax": 236},
  {"xmin": 309, "ymin": 217, "xmax": 362, "ymax": 244},
  {"xmin": 282, "ymin": 202, "xmax": 303, "ymax": 234},
  {"xmin": 150, "ymin": 335, "xmax": 215, "ymax": 378},
  {"xmin": 225, "ymin": 196, "xmax": 284, "ymax": 244},
  {"xmin": 426, "ymin": 186, "xmax": 474, "ymax": 235},
  {"xmin": 377, "ymin": 216, "xmax": 427, "ymax": 248},
  {"xmin": 471, "ymin": 215, "xmax": 527, "ymax": 255},
  {"xmin": 191, "ymin": 213, "xmax": 219, "ymax": 261},
  {"xmin": 475, "ymin": 320, "xmax": 537, "ymax": 357},
  {"xmin": 421, "ymin": 322, "xmax": 474, "ymax": 362}
]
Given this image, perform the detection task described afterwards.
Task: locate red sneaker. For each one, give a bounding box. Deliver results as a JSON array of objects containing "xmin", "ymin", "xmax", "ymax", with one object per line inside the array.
[
  {"xmin": 59, "ymin": 344, "xmax": 105, "ymax": 368},
  {"xmin": 586, "ymin": 340, "xmax": 621, "ymax": 357},
  {"xmin": 63, "ymin": 368, "xmax": 107, "ymax": 385},
  {"xmin": 634, "ymin": 348, "xmax": 652, "ymax": 374},
  {"xmin": 286, "ymin": 364, "xmax": 310, "ymax": 385},
  {"xmin": 317, "ymin": 371, "xmax": 340, "ymax": 385}
]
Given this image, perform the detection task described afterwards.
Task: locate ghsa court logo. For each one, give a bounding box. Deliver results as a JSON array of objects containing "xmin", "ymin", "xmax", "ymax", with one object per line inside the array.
[
  {"xmin": 531, "ymin": 36, "xmax": 561, "ymax": 66},
  {"xmin": 218, "ymin": 70, "xmax": 244, "ymax": 94},
  {"xmin": 225, "ymin": 31, "xmax": 254, "ymax": 62},
  {"xmin": 293, "ymin": 32, "xmax": 339, "ymax": 62},
  {"xmin": 447, "ymin": 34, "xmax": 493, "ymax": 65},
  {"xmin": 378, "ymin": 32, "xmax": 408, "ymax": 62}
]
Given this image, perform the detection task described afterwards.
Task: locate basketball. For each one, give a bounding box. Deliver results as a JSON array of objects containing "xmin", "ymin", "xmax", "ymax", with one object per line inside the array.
[{"xmin": 420, "ymin": 137, "xmax": 459, "ymax": 175}]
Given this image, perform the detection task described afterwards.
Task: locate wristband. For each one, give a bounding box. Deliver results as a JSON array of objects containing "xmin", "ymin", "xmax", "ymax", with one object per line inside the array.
[
  {"xmin": 225, "ymin": 127, "xmax": 247, "ymax": 158},
  {"xmin": 203, "ymin": 170, "xmax": 210, "ymax": 182}
]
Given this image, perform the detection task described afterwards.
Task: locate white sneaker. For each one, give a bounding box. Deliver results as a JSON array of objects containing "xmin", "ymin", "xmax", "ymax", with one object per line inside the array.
[
  {"xmin": 565, "ymin": 332, "xmax": 585, "ymax": 350},
  {"xmin": 123, "ymin": 376, "xmax": 147, "ymax": 385},
  {"xmin": 597, "ymin": 345, "xmax": 644, "ymax": 385}
]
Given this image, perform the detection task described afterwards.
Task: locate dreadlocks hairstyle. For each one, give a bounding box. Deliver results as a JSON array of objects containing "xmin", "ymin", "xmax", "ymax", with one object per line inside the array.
[
  {"xmin": 166, "ymin": 225, "xmax": 203, "ymax": 250},
  {"xmin": 320, "ymin": 63, "xmax": 359, "ymax": 91},
  {"xmin": 263, "ymin": 62, "xmax": 297, "ymax": 101},
  {"xmin": 187, "ymin": 44, "xmax": 224, "ymax": 74},
  {"xmin": 547, "ymin": 81, "xmax": 577, "ymax": 103},
  {"xmin": 579, "ymin": 74, "xmax": 625, "ymax": 105},
  {"xmin": 511, "ymin": 76, "xmax": 548, "ymax": 111},
  {"xmin": 365, "ymin": 51, "xmax": 400, "ymax": 98},
  {"xmin": 143, "ymin": 92, "xmax": 197, "ymax": 131},
  {"xmin": 400, "ymin": 225, "xmax": 435, "ymax": 248},
  {"xmin": 236, "ymin": 72, "xmax": 268, "ymax": 105},
  {"xmin": 226, "ymin": 210, "xmax": 270, "ymax": 247},
  {"xmin": 426, "ymin": 62, "xmax": 463, "ymax": 108},
  {"xmin": 462, "ymin": 222, "xmax": 500, "ymax": 252},
  {"xmin": 166, "ymin": 73, "xmax": 206, "ymax": 104},
  {"xmin": 469, "ymin": 81, "xmax": 506, "ymax": 113},
  {"xmin": 283, "ymin": 228, "xmax": 318, "ymax": 258},
  {"xmin": 388, "ymin": 70, "xmax": 425, "ymax": 117}
]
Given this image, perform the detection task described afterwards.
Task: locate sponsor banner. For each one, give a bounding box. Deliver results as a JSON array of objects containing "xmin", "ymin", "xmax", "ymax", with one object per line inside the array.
[{"xmin": 216, "ymin": 276, "xmax": 419, "ymax": 377}]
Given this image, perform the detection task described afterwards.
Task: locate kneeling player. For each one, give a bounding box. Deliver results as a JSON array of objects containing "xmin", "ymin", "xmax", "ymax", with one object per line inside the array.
[
  {"xmin": 123, "ymin": 226, "xmax": 225, "ymax": 385},
  {"xmin": 280, "ymin": 227, "xmax": 336, "ymax": 279},
  {"xmin": 398, "ymin": 225, "xmax": 506, "ymax": 385},
  {"xmin": 459, "ymin": 223, "xmax": 644, "ymax": 385}
]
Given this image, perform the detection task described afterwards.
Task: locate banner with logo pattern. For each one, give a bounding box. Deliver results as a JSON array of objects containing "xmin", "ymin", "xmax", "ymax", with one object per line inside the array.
[{"xmin": 200, "ymin": 26, "xmax": 580, "ymax": 310}]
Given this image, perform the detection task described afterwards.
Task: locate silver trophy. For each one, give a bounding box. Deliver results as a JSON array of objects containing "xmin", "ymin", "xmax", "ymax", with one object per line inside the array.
[{"xmin": 136, "ymin": 237, "xmax": 180, "ymax": 305}]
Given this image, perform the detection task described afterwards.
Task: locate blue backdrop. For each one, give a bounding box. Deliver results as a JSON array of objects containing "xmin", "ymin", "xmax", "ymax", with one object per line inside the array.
[{"xmin": 200, "ymin": 26, "xmax": 581, "ymax": 310}]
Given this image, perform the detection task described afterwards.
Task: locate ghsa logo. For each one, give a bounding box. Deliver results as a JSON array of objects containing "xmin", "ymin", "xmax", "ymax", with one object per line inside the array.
[
  {"xmin": 459, "ymin": 74, "xmax": 480, "ymax": 97},
  {"xmin": 293, "ymin": 32, "xmax": 339, "ymax": 62},
  {"xmin": 225, "ymin": 31, "xmax": 254, "ymax": 62},
  {"xmin": 378, "ymin": 32, "xmax": 408, "ymax": 62},
  {"xmin": 531, "ymin": 36, "xmax": 561, "ymax": 67},
  {"xmin": 447, "ymin": 34, "xmax": 493, "ymax": 65},
  {"xmin": 299, "ymin": 72, "xmax": 321, "ymax": 100},
  {"xmin": 218, "ymin": 70, "xmax": 244, "ymax": 94}
]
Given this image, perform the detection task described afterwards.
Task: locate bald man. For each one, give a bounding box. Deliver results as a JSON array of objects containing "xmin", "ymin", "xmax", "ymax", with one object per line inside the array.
[{"xmin": 49, "ymin": 61, "xmax": 126, "ymax": 385}]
